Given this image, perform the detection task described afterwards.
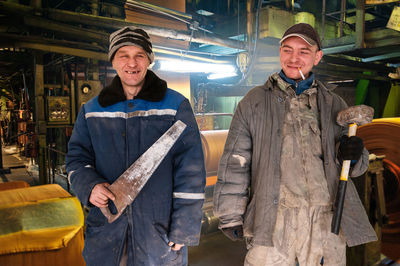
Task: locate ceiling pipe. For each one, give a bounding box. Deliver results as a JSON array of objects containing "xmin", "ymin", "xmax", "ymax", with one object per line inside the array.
[
  {"xmin": 246, "ymin": 0, "xmax": 254, "ymax": 50},
  {"xmin": 0, "ymin": 1, "xmax": 246, "ymax": 51},
  {"xmin": 125, "ymin": 0, "xmax": 192, "ymax": 21},
  {"xmin": 125, "ymin": 0, "xmax": 213, "ymax": 33},
  {"xmin": 2, "ymin": 33, "xmax": 233, "ymax": 64}
]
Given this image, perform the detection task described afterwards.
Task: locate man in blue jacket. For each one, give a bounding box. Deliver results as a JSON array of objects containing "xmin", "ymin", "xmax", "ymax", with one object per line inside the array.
[{"xmin": 66, "ymin": 27, "xmax": 206, "ymax": 266}]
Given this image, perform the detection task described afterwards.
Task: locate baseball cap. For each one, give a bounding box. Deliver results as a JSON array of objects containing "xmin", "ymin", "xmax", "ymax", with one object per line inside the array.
[{"xmin": 280, "ymin": 23, "xmax": 322, "ymax": 50}]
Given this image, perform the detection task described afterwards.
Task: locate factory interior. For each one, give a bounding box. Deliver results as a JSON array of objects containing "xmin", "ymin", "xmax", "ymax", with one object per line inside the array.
[{"xmin": 0, "ymin": 0, "xmax": 400, "ymax": 265}]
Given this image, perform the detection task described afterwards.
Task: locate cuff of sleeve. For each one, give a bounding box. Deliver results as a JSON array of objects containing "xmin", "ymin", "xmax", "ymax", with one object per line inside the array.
[
  {"xmin": 168, "ymin": 232, "xmax": 200, "ymax": 247},
  {"xmin": 218, "ymin": 221, "xmax": 243, "ymax": 229},
  {"xmin": 70, "ymin": 167, "xmax": 108, "ymax": 206},
  {"xmin": 350, "ymin": 148, "xmax": 369, "ymax": 177}
]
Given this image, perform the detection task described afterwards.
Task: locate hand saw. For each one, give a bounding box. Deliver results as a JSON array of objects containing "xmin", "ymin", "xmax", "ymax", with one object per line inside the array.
[{"xmin": 100, "ymin": 120, "xmax": 187, "ymax": 223}]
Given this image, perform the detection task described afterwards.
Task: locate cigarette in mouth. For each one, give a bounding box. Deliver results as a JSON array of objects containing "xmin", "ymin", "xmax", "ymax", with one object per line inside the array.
[{"xmin": 298, "ymin": 68, "xmax": 305, "ymax": 80}]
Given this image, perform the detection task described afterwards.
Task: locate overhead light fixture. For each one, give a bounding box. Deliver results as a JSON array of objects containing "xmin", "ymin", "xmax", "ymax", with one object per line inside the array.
[
  {"xmin": 196, "ymin": 9, "xmax": 214, "ymax": 16},
  {"xmin": 158, "ymin": 59, "xmax": 237, "ymax": 74},
  {"xmin": 207, "ymin": 72, "xmax": 238, "ymax": 80},
  {"xmin": 327, "ymin": 80, "xmax": 354, "ymax": 84}
]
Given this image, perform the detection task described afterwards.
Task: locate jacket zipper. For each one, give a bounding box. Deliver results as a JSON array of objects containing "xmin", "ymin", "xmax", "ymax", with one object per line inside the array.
[{"xmin": 125, "ymin": 101, "xmax": 135, "ymax": 263}]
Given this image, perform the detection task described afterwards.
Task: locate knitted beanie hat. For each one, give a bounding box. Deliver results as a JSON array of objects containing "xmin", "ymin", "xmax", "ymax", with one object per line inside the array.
[{"xmin": 108, "ymin": 26, "xmax": 154, "ymax": 63}]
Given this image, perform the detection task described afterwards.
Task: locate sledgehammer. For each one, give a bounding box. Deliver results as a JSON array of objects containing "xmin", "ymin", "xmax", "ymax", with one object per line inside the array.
[{"xmin": 331, "ymin": 105, "xmax": 374, "ymax": 235}]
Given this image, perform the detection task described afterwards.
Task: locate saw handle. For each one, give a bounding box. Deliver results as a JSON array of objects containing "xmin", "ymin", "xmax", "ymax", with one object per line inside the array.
[
  {"xmin": 331, "ymin": 123, "xmax": 358, "ymax": 235},
  {"xmin": 100, "ymin": 200, "xmax": 124, "ymax": 224}
]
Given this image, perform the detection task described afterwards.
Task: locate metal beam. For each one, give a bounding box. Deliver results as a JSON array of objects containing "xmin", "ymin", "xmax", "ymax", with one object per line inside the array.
[
  {"xmin": 355, "ymin": 0, "xmax": 366, "ymax": 48},
  {"xmin": 322, "ymin": 35, "xmax": 355, "ymax": 49},
  {"xmin": 323, "ymin": 55, "xmax": 393, "ymax": 72},
  {"xmin": 361, "ymin": 52, "xmax": 400, "ymax": 63},
  {"xmin": 0, "ymin": 33, "xmax": 105, "ymax": 52},
  {"xmin": 23, "ymin": 16, "xmax": 108, "ymax": 44},
  {"xmin": 365, "ymin": 28, "xmax": 400, "ymax": 48},
  {"xmin": 321, "ymin": 27, "xmax": 400, "ymax": 54},
  {"xmin": 314, "ymin": 68, "xmax": 389, "ymax": 81},
  {"xmin": 365, "ymin": 37, "xmax": 400, "ymax": 49},
  {"xmin": 6, "ymin": 34, "xmax": 232, "ymax": 63},
  {"xmin": 339, "ymin": 0, "xmax": 346, "ymax": 37},
  {"xmin": 365, "ymin": 28, "xmax": 400, "ymax": 41},
  {"xmin": 33, "ymin": 52, "xmax": 47, "ymax": 185},
  {"xmin": 126, "ymin": 0, "xmax": 192, "ymax": 20},
  {"xmin": 323, "ymin": 44, "xmax": 356, "ymax": 55},
  {"xmin": 46, "ymin": 8, "xmax": 132, "ymax": 30},
  {"xmin": 315, "ymin": 63, "xmax": 381, "ymax": 76},
  {"xmin": 16, "ymin": 42, "xmax": 108, "ymax": 60}
]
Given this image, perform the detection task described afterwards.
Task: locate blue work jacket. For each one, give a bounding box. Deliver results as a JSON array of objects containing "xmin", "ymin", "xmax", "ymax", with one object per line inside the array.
[{"xmin": 66, "ymin": 71, "xmax": 206, "ymax": 266}]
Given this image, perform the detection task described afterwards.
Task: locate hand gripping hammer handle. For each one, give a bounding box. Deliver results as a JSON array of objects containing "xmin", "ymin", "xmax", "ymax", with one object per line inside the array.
[
  {"xmin": 331, "ymin": 104, "xmax": 373, "ymax": 235},
  {"xmin": 331, "ymin": 123, "xmax": 357, "ymax": 235}
]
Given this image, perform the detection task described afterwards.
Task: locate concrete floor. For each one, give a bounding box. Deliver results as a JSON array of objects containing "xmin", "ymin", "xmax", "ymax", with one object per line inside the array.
[
  {"xmin": 188, "ymin": 232, "xmax": 247, "ymax": 266},
  {"xmin": 0, "ymin": 144, "xmax": 70, "ymax": 190},
  {"xmin": 0, "ymin": 145, "xmax": 37, "ymax": 185}
]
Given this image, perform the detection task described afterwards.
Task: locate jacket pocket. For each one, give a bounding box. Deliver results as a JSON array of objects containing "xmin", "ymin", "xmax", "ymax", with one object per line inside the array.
[
  {"xmin": 153, "ymin": 222, "xmax": 170, "ymax": 244},
  {"xmin": 309, "ymin": 122, "xmax": 322, "ymax": 156},
  {"xmin": 86, "ymin": 207, "xmax": 107, "ymax": 227},
  {"xmin": 163, "ymin": 248, "xmax": 184, "ymax": 265},
  {"xmin": 153, "ymin": 222, "xmax": 182, "ymax": 264}
]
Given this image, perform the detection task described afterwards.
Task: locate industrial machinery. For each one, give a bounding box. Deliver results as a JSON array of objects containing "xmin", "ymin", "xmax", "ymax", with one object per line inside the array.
[
  {"xmin": 200, "ymin": 129, "xmax": 228, "ymax": 234},
  {"xmin": 76, "ymin": 80, "xmax": 102, "ymax": 109},
  {"xmin": 357, "ymin": 118, "xmax": 400, "ymax": 262}
]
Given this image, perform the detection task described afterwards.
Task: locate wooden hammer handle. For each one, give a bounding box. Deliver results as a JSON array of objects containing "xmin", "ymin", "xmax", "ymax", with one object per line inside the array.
[{"xmin": 331, "ymin": 123, "xmax": 358, "ymax": 235}]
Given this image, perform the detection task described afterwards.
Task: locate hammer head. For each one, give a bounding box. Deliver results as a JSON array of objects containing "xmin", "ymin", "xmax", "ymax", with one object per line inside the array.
[{"xmin": 336, "ymin": 105, "xmax": 374, "ymax": 127}]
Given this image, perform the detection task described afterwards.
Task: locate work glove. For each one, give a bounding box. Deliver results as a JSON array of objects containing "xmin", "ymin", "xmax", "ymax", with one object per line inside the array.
[
  {"xmin": 221, "ymin": 225, "xmax": 243, "ymax": 241},
  {"xmin": 338, "ymin": 135, "xmax": 364, "ymax": 161}
]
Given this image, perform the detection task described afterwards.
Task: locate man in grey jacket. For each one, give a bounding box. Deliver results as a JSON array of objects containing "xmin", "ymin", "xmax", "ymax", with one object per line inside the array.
[{"xmin": 213, "ymin": 23, "xmax": 377, "ymax": 265}]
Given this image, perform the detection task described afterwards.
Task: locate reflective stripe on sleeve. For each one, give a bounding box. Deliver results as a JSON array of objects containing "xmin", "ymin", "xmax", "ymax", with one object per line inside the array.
[
  {"xmin": 173, "ymin": 192, "xmax": 205, "ymax": 200},
  {"xmin": 128, "ymin": 109, "xmax": 176, "ymax": 118},
  {"xmin": 67, "ymin": 170, "xmax": 75, "ymax": 184},
  {"xmin": 85, "ymin": 109, "xmax": 177, "ymax": 119},
  {"xmin": 85, "ymin": 112, "xmax": 126, "ymax": 119}
]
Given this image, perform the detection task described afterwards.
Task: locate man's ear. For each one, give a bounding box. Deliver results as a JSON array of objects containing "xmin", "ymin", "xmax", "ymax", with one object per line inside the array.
[{"xmin": 314, "ymin": 50, "xmax": 323, "ymax": 66}]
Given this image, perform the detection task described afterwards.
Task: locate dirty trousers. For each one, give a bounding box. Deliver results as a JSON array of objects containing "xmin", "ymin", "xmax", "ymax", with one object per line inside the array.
[{"xmin": 244, "ymin": 204, "xmax": 346, "ymax": 266}]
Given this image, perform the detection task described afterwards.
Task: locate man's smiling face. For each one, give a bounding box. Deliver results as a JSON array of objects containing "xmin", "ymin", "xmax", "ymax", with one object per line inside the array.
[
  {"xmin": 279, "ymin": 36, "xmax": 323, "ymax": 81},
  {"xmin": 112, "ymin": 45, "xmax": 150, "ymax": 99}
]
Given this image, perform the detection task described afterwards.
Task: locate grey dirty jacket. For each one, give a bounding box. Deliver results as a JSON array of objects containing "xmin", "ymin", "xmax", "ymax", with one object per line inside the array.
[{"xmin": 213, "ymin": 73, "xmax": 377, "ymax": 247}]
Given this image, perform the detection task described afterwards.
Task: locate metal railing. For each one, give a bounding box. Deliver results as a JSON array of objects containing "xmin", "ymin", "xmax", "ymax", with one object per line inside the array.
[{"xmin": 47, "ymin": 144, "xmax": 70, "ymax": 192}]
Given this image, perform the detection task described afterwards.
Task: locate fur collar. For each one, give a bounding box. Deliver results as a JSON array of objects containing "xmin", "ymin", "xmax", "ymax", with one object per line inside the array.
[{"xmin": 98, "ymin": 69, "xmax": 167, "ymax": 107}]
